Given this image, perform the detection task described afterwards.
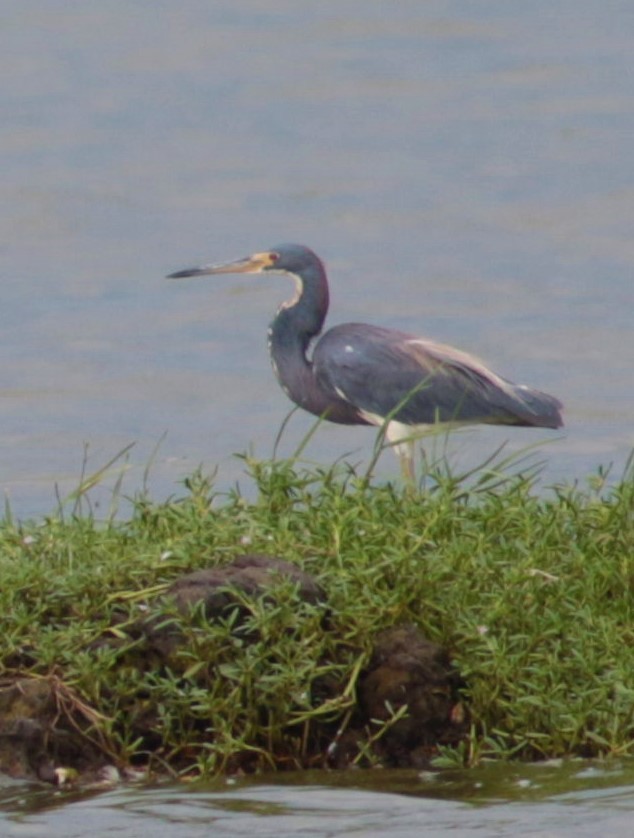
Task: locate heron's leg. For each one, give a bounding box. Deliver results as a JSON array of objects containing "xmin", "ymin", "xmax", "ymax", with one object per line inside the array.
[
  {"xmin": 394, "ymin": 440, "xmax": 415, "ymax": 484},
  {"xmin": 386, "ymin": 422, "xmax": 419, "ymax": 485}
]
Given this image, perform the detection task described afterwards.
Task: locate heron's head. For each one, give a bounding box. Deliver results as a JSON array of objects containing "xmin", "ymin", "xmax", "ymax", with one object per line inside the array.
[{"xmin": 167, "ymin": 243, "xmax": 322, "ymax": 280}]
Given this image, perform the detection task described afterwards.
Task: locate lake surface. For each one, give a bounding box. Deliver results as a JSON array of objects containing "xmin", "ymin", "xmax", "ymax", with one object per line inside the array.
[
  {"xmin": 1, "ymin": 0, "xmax": 633, "ymax": 518},
  {"xmin": 2, "ymin": 760, "xmax": 634, "ymax": 837}
]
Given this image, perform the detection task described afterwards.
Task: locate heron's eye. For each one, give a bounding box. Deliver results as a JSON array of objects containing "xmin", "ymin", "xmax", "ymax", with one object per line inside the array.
[{"xmin": 269, "ymin": 252, "xmax": 280, "ymax": 263}]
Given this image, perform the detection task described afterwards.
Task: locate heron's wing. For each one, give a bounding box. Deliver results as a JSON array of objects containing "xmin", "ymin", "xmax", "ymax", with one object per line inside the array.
[{"xmin": 313, "ymin": 324, "xmax": 562, "ymax": 428}]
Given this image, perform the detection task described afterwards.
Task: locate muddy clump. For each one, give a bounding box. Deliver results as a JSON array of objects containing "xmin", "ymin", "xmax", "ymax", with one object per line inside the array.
[
  {"xmin": 0, "ymin": 676, "xmax": 114, "ymax": 783},
  {"xmin": 349, "ymin": 625, "xmax": 467, "ymax": 768}
]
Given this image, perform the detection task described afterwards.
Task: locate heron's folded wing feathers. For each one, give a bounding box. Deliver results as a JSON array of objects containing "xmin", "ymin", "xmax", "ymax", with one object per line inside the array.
[{"xmin": 313, "ymin": 324, "xmax": 562, "ymax": 428}]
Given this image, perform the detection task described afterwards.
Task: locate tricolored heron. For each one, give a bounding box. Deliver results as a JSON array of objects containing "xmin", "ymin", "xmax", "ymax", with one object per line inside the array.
[{"xmin": 167, "ymin": 243, "xmax": 563, "ymax": 477}]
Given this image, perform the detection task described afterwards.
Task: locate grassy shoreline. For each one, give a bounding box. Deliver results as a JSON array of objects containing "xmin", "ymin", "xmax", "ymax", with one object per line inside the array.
[{"xmin": 1, "ymin": 446, "xmax": 633, "ymax": 779}]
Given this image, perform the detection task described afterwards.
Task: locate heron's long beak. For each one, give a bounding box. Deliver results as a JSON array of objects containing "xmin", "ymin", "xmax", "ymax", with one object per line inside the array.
[{"xmin": 166, "ymin": 251, "xmax": 276, "ymax": 279}]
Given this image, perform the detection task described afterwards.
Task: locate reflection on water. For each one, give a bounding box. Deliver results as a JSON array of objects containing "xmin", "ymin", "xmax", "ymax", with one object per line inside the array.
[
  {"xmin": 1, "ymin": 3, "xmax": 633, "ymax": 519},
  {"xmin": 2, "ymin": 760, "xmax": 634, "ymax": 837}
]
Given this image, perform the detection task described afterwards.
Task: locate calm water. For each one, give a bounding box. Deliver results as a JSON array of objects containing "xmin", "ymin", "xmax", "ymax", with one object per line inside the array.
[
  {"xmin": 2, "ymin": 760, "xmax": 634, "ymax": 837},
  {"xmin": 2, "ymin": 1, "xmax": 634, "ymax": 830},
  {"xmin": 1, "ymin": 0, "xmax": 633, "ymax": 517}
]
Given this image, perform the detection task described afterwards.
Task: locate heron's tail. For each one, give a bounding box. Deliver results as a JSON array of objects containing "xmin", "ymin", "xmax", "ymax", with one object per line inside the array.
[{"xmin": 512, "ymin": 385, "xmax": 564, "ymax": 429}]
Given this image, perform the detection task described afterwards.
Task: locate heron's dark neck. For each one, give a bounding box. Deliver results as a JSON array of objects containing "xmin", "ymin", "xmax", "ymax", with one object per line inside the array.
[{"xmin": 267, "ymin": 264, "xmax": 330, "ymax": 416}]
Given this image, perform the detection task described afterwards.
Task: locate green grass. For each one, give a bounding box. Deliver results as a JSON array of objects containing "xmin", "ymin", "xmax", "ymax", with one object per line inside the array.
[{"xmin": 0, "ymin": 440, "xmax": 633, "ymax": 776}]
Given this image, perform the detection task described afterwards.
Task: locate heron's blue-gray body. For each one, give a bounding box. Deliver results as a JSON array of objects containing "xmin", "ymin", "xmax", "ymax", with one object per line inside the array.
[
  {"xmin": 168, "ymin": 243, "xmax": 563, "ymax": 473},
  {"xmin": 311, "ymin": 323, "xmax": 562, "ymax": 429}
]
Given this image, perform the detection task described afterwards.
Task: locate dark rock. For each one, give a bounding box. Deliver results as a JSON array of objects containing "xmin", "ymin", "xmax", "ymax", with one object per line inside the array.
[
  {"xmin": 105, "ymin": 554, "xmax": 326, "ymax": 665},
  {"xmin": 167, "ymin": 553, "xmax": 325, "ymax": 618}
]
